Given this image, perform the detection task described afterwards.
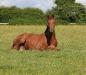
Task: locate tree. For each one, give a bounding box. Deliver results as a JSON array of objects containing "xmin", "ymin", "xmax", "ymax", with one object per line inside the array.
[
  {"xmin": 47, "ymin": 0, "xmax": 86, "ymax": 24},
  {"xmin": 0, "ymin": 6, "xmax": 45, "ymax": 25}
]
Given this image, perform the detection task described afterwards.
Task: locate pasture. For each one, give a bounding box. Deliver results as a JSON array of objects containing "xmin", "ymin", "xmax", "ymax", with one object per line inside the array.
[{"xmin": 0, "ymin": 25, "xmax": 86, "ymax": 75}]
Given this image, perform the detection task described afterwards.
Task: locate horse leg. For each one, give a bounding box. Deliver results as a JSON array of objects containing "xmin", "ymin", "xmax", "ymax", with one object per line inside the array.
[
  {"xmin": 48, "ymin": 45, "xmax": 55, "ymax": 50},
  {"xmin": 20, "ymin": 46, "xmax": 25, "ymax": 51},
  {"xmin": 12, "ymin": 33, "xmax": 28, "ymax": 50},
  {"xmin": 12, "ymin": 44, "xmax": 20, "ymax": 50},
  {"xmin": 48, "ymin": 44, "xmax": 60, "ymax": 51}
]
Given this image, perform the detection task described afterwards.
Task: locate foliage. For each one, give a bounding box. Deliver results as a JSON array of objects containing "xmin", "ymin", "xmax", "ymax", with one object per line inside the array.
[
  {"xmin": 47, "ymin": 0, "xmax": 86, "ymax": 24},
  {"xmin": 0, "ymin": 0, "xmax": 86, "ymax": 25},
  {"xmin": 0, "ymin": 6, "xmax": 46, "ymax": 25}
]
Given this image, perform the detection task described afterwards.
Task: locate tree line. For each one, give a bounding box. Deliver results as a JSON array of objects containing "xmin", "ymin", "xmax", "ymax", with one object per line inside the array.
[
  {"xmin": 0, "ymin": 0, "xmax": 86, "ymax": 25},
  {"xmin": 0, "ymin": 6, "xmax": 46, "ymax": 25},
  {"xmin": 47, "ymin": 0, "xmax": 86, "ymax": 24}
]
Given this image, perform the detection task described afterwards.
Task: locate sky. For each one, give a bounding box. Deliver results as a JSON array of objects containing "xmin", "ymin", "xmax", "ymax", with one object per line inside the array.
[{"xmin": 0, "ymin": 0, "xmax": 86, "ymax": 12}]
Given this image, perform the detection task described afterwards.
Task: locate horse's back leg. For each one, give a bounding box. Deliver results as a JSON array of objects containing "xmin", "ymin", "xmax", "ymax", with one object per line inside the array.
[{"xmin": 12, "ymin": 44, "xmax": 20, "ymax": 50}]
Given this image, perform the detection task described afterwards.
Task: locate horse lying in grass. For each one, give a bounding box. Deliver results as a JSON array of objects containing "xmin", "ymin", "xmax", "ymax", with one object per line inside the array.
[{"xmin": 12, "ymin": 15, "xmax": 58, "ymax": 51}]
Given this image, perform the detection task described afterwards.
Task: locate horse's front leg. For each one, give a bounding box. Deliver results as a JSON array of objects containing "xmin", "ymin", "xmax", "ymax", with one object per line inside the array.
[
  {"xmin": 48, "ymin": 44, "xmax": 60, "ymax": 50},
  {"xmin": 48, "ymin": 45, "xmax": 55, "ymax": 50}
]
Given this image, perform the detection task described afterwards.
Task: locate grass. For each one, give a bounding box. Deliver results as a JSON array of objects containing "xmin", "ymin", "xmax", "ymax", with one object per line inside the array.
[{"xmin": 0, "ymin": 25, "xmax": 86, "ymax": 75}]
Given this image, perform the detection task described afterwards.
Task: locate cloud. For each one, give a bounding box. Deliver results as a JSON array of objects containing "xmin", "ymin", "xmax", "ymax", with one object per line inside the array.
[
  {"xmin": 76, "ymin": 0, "xmax": 86, "ymax": 6},
  {"xmin": 0, "ymin": 0, "xmax": 86, "ymax": 12},
  {"xmin": 28, "ymin": 0, "xmax": 55, "ymax": 12},
  {"xmin": 0, "ymin": 0, "xmax": 55, "ymax": 12},
  {"xmin": 0, "ymin": 0, "xmax": 11, "ymax": 6},
  {"xmin": 14, "ymin": 0, "xmax": 55, "ymax": 11}
]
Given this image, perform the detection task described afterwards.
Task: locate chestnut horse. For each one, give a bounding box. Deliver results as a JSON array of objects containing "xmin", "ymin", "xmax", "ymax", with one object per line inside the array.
[{"xmin": 12, "ymin": 15, "xmax": 57, "ymax": 50}]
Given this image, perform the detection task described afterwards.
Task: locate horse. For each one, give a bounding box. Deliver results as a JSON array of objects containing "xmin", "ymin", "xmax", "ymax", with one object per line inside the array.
[
  {"xmin": 12, "ymin": 33, "xmax": 29, "ymax": 50},
  {"xmin": 12, "ymin": 15, "xmax": 57, "ymax": 50}
]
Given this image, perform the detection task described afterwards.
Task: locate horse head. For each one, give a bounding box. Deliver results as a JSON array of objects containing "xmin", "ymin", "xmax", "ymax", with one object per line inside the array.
[
  {"xmin": 45, "ymin": 15, "xmax": 56, "ymax": 46},
  {"xmin": 47, "ymin": 15, "xmax": 55, "ymax": 32}
]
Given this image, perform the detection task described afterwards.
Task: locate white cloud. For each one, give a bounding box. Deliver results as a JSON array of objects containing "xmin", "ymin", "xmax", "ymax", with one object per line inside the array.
[
  {"xmin": 0, "ymin": 0, "xmax": 86, "ymax": 12},
  {"xmin": 0, "ymin": 0, "xmax": 55, "ymax": 12},
  {"xmin": 76, "ymin": 0, "xmax": 86, "ymax": 6},
  {"xmin": 30, "ymin": 0, "xmax": 55, "ymax": 11},
  {"xmin": 0, "ymin": 0, "xmax": 11, "ymax": 6}
]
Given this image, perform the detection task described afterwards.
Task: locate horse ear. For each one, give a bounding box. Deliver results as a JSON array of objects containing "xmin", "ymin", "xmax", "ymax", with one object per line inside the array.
[
  {"xmin": 52, "ymin": 15, "xmax": 54, "ymax": 18},
  {"xmin": 47, "ymin": 15, "xmax": 54, "ymax": 19},
  {"xmin": 47, "ymin": 15, "xmax": 50, "ymax": 19}
]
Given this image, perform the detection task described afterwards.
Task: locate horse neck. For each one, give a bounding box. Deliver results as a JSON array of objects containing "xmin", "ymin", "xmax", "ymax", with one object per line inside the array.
[
  {"xmin": 44, "ymin": 26, "xmax": 55, "ymax": 46},
  {"xmin": 52, "ymin": 30, "xmax": 56, "ymax": 37}
]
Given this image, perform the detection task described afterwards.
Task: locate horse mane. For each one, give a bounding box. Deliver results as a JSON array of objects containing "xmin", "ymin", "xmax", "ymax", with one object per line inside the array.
[{"xmin": 44, "ymin": 26, "xmax": 53, "ymax": 46}]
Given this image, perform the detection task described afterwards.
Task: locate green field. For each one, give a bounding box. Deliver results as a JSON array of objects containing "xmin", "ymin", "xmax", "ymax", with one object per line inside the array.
[{"xmin": 0, "ymin": 25, "xmax": 86, "ymax": 75}]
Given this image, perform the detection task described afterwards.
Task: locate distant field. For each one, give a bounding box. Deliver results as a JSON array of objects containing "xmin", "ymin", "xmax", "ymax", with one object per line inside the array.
[{"xmin": 0, "ymin": 25, "xmax": 86, "ymax": 75}]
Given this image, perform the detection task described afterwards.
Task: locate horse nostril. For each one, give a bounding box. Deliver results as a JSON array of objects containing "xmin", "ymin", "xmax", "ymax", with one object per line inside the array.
[
  {"xmin": 50, "ymin": 29, "xmax": 53, "ymax": 32},
  {"xmin": 50, "ymin": 28, "xmax": 54, "ymax": 32}
]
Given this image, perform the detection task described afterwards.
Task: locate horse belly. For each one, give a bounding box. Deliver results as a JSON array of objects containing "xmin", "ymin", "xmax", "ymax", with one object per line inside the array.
[{"xmin": 25, "ymin": 34, "xmax": 47, "ymax": 50}]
